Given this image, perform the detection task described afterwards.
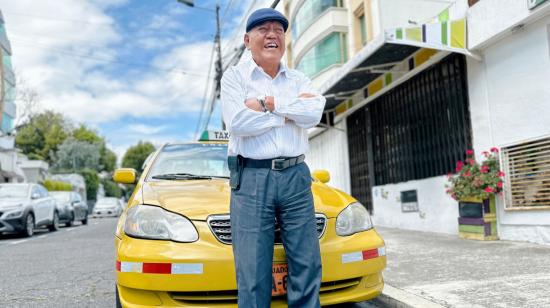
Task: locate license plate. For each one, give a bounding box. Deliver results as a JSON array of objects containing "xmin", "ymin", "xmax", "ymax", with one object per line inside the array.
[{"xmin": 272, "ymin": 263, "xmax": 288, "ymax": 296}]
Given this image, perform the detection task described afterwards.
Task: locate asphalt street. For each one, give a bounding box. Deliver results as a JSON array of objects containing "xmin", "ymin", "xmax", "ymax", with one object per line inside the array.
[{"xmin": 0, "ymin": 217, "xmax": 385, "ymax": 308}]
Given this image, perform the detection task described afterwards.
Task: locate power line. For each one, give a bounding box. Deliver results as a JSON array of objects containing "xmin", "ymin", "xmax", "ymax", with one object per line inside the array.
[{"xmin": 194, "ymin": 39, "xmax": 216, "ymax": 139}]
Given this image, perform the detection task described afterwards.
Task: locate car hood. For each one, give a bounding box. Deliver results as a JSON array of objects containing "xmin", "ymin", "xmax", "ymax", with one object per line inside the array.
[
  {"xmin": 140, "ymin": 179, "xmax": 354, "ymax": 220},
  {"xmin": 0, "ymin": 198, "xmax": 26, "ymax": 209}
]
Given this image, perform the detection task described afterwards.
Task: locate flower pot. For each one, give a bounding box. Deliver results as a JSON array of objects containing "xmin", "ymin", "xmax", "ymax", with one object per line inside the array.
[{"xmin": 457, "ymin": 195, "xmax": 498, "ymax": 241}]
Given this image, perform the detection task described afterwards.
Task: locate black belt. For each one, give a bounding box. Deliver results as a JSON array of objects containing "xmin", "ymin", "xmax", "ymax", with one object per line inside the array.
[{"xmin": 243, "ymin": 154, "xmax": 305, "ymax": 171}]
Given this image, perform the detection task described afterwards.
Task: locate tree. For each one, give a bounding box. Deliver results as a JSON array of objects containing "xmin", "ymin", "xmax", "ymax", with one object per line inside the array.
[
  {"xmin": 79, "ymin": 169, "xmax": 100, "ymax": 202},
  {"xmin": 72, "ymin": 124, "xmax": 117, "ymax": 172},
  {"xmin": 121, "ymin": 141, "xmax": 156, "ymax": 171},
  {"xmin": 102, "ymin": 178, "xmax": 122, "ymax": 198},
  {"xmin": 14, "ymin": 76, "xmax": 40, "ymax": 129},
  {"xmin": 15, "ymin": 111, "xmax": 70, "ymax": 163},
  {"xmin": 53, "ymin": 137, "xmax": 101, "ymax": 172}
]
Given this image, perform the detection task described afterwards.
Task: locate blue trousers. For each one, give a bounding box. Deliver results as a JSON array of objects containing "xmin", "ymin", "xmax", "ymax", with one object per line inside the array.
[{"xmin": 230, "ymin": 162, "xmax": 322, "ymax": 308}]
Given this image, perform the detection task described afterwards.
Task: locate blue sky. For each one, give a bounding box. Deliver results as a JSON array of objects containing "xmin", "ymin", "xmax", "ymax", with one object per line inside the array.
[{"xmin": 0, "ymin": 0, "xmax": 269, "ymax": 161}]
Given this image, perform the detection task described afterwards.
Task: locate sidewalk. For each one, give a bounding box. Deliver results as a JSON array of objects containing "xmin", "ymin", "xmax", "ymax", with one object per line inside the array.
[{"xmin": 374, "ymin": 227, "xmax": 550, "ymax": 308}]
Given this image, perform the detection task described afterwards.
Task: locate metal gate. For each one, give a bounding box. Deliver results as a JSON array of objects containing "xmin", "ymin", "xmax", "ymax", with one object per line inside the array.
[{"xmin": 347, "ymin": 53, "xmax": 472, "ymax": 212}]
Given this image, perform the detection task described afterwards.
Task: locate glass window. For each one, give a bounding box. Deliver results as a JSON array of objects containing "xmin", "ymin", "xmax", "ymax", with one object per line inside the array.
[
  {"xmin": 296, "ymin": 32, "xmax": 347, "ymax": 78},
  {"xmin": 359, "ymin": 14, "xmax": 367, "ymax": 45},
  {"xmin": 51, "ymin": 192, "xmax": 72, "ymax": 203},
  {"xmin": 1, "ymin": 113, "xmax": 14, "ymax": 133},
  {"xmin": 38, "ymin": 186, "xmax": 49, "ymax": 198},
  {"xmin": 147, "ymin": 143, "xmax": 230, "ymax": 179},
  {"xmin": 292, "ymin": 0, "xmax": 343, "ymax": 42}
]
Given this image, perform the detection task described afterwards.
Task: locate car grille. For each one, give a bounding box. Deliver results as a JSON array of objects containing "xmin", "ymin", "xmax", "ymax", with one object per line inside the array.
[
  {"xmin": 168, "ymin": 277, "xmax": 361, "ymax": 304},
  {"xmin": 208, "ymin": 214, "xmax": 327, "ymax": 245}
]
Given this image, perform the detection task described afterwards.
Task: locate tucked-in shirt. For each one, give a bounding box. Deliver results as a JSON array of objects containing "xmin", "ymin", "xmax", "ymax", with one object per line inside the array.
[{"xmin": 221, "ymin": 59, "xmax": 326, "ymax": 159}]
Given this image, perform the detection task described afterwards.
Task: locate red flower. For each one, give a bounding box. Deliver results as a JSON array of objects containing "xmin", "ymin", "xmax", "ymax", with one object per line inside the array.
[
  {"xmin": 468, "ymin": 159, "xmax": 476, "ymax": 165},
  {"xmin": 498, "ymin": 171, "xmax": 505, "ymax": 177},
  {"xmin": 482, "ymin": 151, "xmax": 490, "ymax": 157},
  {"xmin": 497, "ymin": 181, "xmax": 503, "ymax": 188},
  {"xmin": 491, "ymin": 147, "xmax": 499, "ymax": 153},
  {"xmin": 455, "ymin": 161, "xmax": 463, "ymax": 172},
  {"xmin": 485, "ymin": 187, "xmax": 493, "ymax": 193},
  {"xmin": 466, "ymin": 149, "xmax": 474, "ymax": 156},
  {"xmin": 464, "ymin": 171, "xmax": 472, "ymax": 177},
  {"xmin": 481, "ymin": 165, "xmax": 489, "ymax": 173}
]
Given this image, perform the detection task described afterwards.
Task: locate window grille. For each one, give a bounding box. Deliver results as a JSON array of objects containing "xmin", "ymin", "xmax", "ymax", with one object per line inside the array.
[{"xmin": 502, "ymin": 136, "xmax": 550, "ymax": 210}]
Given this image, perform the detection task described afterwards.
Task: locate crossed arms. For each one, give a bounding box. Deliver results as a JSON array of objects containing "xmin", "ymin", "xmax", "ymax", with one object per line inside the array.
[{"xmin": 221, "ymin": 68, "xmax": 326, "ymax": 137}]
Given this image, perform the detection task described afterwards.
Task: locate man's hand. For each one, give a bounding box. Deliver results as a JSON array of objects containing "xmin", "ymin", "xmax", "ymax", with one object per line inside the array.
[
  {"xmin": 245, "ymin": 98, "xmax": 263, "ymax": 112},
  {"xmin": 265, "ymin": 96, "xmax": 275, "ymax": 112},
  {"xmin": 299, "ymin": 93, "xmax": 316, "ymax": 99}
]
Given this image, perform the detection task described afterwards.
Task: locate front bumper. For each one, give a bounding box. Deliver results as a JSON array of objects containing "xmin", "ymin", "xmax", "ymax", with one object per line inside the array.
[
  {"xmin": 115, "ymin": 219, "xmax": 386, "ymax": 307},
  {"xmin": 0, "ymin": 209, "xmax": 26, "ymax": 232}
]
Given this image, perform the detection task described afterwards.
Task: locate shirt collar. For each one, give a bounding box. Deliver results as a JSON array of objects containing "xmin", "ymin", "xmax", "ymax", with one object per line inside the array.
[{"xmin": 247, "ymin": 59, "xmax": 288, "ymax": 79}]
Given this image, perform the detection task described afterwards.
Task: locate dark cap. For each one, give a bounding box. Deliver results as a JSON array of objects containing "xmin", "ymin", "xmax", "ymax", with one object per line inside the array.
[{"xmin": 246, "ymin": 8, "xmax": 288, "ymax": 33}]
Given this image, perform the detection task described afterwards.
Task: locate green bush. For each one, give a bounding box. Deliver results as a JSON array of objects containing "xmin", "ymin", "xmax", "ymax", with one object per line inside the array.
[
  {"xmin": 43, "ymin": 180, "xmax": 72, "ymax": 191},
  {"xmin": 79, "ymin": 169, "xmax": 100, "ymax": 201},
  {"xmin": 102, "ymin": 178, "xmax": 122, "ymax": 198}
]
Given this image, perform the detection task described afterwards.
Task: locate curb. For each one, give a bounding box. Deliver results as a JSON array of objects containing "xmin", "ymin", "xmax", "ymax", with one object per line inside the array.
[{"xmin": 371, "ymin": 284, "xmax": 446, "ymax": 308}]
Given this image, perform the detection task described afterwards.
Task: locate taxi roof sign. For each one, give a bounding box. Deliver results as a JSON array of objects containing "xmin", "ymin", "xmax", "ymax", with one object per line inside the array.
[{"xmin": 199, "ymin": 130, "xmax": 230, "ymax": 142}]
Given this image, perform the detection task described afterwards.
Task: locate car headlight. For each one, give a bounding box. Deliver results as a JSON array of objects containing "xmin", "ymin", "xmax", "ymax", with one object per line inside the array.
[
  {"xmin": 124, "ymin": 205, "xmax": 198, "ymax": 242},
  {"xmin": 5, "ymin": 209, "xmax": 24, "ymax": 219},
  {"xmin": 336, "ymin": 202, "xmax": 373, "ymax": 236}
]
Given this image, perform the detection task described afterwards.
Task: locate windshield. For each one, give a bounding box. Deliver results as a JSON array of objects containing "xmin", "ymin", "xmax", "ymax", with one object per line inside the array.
[
  {"xmin": 95, "ymin": 198, "xmax": 119, "ymax": 208},
  {"xmin": 147, "ymin": 143, "xmax": 229, "ymax": 180},
  {"xmin": 51, "ymin": 192, "xmax": 71, "ymax": 203},
  {"xmin": 0, "ymin": 185, "xmax": 29, "ymax": 198}
]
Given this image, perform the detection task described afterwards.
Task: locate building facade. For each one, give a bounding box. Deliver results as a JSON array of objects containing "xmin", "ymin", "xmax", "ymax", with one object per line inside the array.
[
  {"xmin": 0, "ymin": 10, "xmax": 16, "ymax": 134},
  {"xmin": 283, "ymin": 0, "xmax": 550, "ymax": 244},
  {"xmin": 0, "ymin": 10, "xmax": 24, "ymax": 183}
]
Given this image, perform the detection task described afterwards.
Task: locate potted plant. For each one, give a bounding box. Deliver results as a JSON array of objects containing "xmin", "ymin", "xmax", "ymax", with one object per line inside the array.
[{"xmin": 446, "ymin": 148, "xmax": 505, "ymax": 240}]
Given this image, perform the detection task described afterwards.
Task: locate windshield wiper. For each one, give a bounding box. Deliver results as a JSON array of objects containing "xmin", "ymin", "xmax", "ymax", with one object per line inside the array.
[{"xmin": 152, "ymin": 173, "xmax": 213, "ymax": 180}]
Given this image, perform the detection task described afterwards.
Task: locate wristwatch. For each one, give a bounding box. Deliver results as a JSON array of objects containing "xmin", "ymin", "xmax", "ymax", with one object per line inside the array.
[{"xmin": 257, "ymin": 96, "xmax": 268, "ymax": 112}]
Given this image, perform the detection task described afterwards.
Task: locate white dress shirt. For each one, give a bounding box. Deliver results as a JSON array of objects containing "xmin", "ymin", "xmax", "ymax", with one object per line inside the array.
[{"xmin": 221, "ymin": 59, "xmax": 326, "ymax": 159}]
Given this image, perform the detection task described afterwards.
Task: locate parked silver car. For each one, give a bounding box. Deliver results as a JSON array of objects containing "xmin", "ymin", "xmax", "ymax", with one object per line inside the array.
[
  {"xmin": 0, "ymin": 183, "xmax": 59, "ymax": 237},
  {"xmin": 92, "ymin": 197, "xmax": 122, "ymax": 218},
  {"xmin": 50, "ymin": 191, "xmax": 88, "ymax": 226}
]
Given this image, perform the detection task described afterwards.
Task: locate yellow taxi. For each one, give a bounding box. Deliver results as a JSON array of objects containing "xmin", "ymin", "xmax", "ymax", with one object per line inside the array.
[{"xmin": 113, "ymin": 131, "xmax": 386, "ymax": 307}]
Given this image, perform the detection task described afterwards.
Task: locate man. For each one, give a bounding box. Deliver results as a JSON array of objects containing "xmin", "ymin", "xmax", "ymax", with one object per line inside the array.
[{"xmin": 221, "ymin": 8, "xmax": 326, "ymax": 308}]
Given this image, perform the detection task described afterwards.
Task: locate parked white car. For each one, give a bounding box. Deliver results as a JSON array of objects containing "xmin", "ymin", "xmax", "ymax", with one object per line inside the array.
[
  {"xmin": 92, "ymin": 197, "xmax": 122, "ymax": 218},
  {"xmin": 0, "ymin": 183, "xmax": 59, "ymax": 237}
]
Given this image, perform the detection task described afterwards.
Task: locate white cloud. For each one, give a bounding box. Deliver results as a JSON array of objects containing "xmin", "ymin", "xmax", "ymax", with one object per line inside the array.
[{"xmin": 127, "ymin": 124, "xmax": 168, "ymax": 135}]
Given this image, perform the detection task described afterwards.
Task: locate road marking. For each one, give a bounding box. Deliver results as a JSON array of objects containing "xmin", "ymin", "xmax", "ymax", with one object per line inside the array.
[
  {"xmin": 10, "ymin": 239, "xmax": 29, "ymax": 245},
  {"xmin": 65, "ymin": 228, "xmax": 76, "ymax": 232}
]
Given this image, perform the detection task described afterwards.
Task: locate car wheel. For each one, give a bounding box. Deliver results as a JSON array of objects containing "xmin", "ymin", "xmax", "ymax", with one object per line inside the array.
[
  {"xmin": 82, "ymin": 212, "xmax": 88, "ymax": 225},
  {"xmin": 115, "ymin": 285, "xmax": 122, "ymax": 308},
  {"xmin": 21, "ymin": 213, "xmax": 35, "ymax": 237},
  {"xmin": 66, "ymin": 212, "xmax": 74, "ymax": 227},
  {"xmin": 48, "ymin": 211, "xmax": 60, "ymax": 231}
]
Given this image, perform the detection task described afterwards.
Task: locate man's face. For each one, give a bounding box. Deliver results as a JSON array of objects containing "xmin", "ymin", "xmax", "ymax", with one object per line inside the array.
[{"xmin": 244, "ymin": 21, "xmax": 286, "ymax": 65}]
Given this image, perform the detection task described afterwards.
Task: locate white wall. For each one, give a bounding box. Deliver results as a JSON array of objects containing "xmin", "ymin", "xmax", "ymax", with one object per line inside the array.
[
  {"xmin": 467, "ymin": 13, "xmax": 550, "ymax": 244},
  {"xmin": 306, "ymin": 121, "xmax": 351, "ymax": 194},
  {"xmin": 378, "ymin": 0, "xmax": 450, "ymax": 30},
  {"xmin": 371, "ymin": 176, "xmax": 459, "ymax": 234}
]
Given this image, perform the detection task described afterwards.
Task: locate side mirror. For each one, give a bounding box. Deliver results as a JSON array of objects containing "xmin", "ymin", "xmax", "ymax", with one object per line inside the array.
[
  {"xmin": 31, "ymin": 192, "xmax": 41, "ymax": 199},
  {"xmin": 113, "ymin": 168, "xmax": 137, "ymax": 184},
  {"xmin": 311, "ymin": 169, "xmax": 330, "ymax": 183}
]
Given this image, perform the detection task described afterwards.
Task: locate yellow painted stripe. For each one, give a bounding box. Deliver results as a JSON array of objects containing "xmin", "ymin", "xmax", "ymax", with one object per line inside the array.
[
  {"xmin": 368, "ymin": 78, "xmax": 384, "ymax": 96},
  {"xmin": 414, "ymin": 48, "xmax": 438, "ymax": 67},
  {"xmin": 451, "ymin": 19, "xmax": 466, "ymax": 48},
  {"xmin": 405, "ymin": 27, "xmax": 422, "ymax": 42},
  {"xmin": 335, "ymin": 102, "xmax": 348, "ymax": 115}
]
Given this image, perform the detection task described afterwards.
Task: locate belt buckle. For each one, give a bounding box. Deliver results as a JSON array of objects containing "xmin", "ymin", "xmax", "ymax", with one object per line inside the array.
[{"xmin": 271, "ymin": 158, "xmax": 286, "ymax": 170}]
